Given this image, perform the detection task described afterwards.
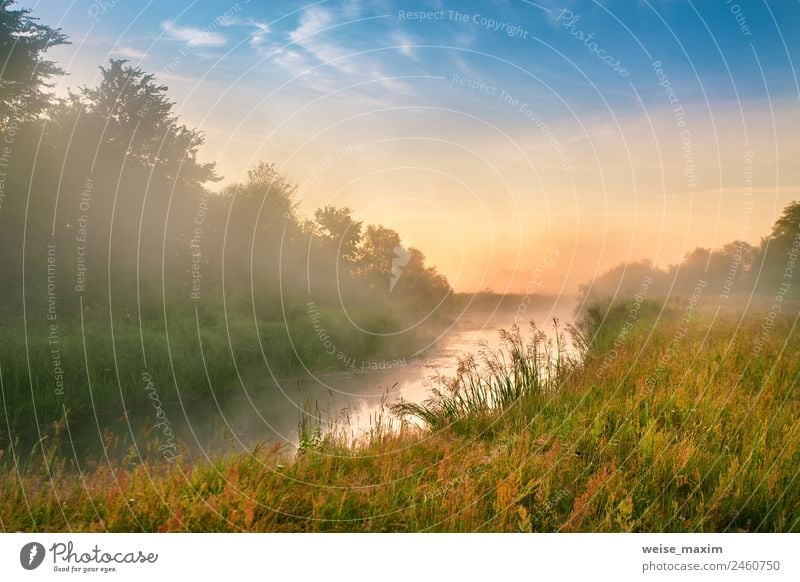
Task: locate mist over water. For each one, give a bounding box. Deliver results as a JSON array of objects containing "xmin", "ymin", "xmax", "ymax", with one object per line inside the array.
[
  {"xmin": 3, "ymin": 0, "xmax": 800, "ymax": 542},
  {"xmin": 53, "ymin": 296, "xmax": 577, "ymax": 463},
  {"xmin": 200, "ymin": 295, "xmax": 579, "ymax": 452}
]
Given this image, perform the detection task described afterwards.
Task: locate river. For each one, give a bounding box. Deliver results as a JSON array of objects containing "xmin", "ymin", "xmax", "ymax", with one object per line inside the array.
[{"xmin": 175, "ymin": 295, "xmax": 579, "ymax": 458}]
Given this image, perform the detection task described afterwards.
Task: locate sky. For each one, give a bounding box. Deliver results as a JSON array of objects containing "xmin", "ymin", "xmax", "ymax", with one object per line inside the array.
[{"xmin": 18, "ymin": 0, "xmax": 800, "ymax": 294}]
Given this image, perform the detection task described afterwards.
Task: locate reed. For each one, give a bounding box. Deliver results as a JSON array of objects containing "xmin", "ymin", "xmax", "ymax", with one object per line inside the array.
[
  {"xmin": 391, "ymin": 321, "xmax": 579, "ymax": 433},
  {"xmin": 2, "ymin": 299, "xmax": 798, "ymax": 532}
]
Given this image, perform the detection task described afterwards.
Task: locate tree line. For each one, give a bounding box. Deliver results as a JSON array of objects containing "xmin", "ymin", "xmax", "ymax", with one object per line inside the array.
[
  {"xmin": 580, "ymin": 203, "xmax": 800, "ymax": 306},
  {"xmin": 0, "ymin": 2, "xmax": 451, "ymax": 332}
]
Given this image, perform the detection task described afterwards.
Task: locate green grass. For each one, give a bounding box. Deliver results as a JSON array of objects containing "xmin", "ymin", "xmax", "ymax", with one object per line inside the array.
[
  {"xmin": 391, "ymin": 322, "xmax": 576, "ymax": 434},
  {"xmin": 2, "ymin": 299, "xmax": 799, "ymax": 532},
  {"xmin": 0, "ymin": 297, "xmax": 450, "ymax": 452}
]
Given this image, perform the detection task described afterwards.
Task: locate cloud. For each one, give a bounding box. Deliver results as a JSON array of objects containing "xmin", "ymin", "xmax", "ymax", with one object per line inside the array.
[
  {"xmin": 225, "ymin": 4, "xmax": 414, "ymax": 103},
  {"xmin": 219, "ymin": 16, "xmax": 271, "ymax": 51},
  {"xmin": 161, "ymin": 21, "xmax": 226, "ymax": 47},
  {"xmin": 391, "ymin": 32, "xmax": 416, "ymax": 58},
  {"xmin": 110, "ymin": 46, "xmax": 148, "ymax": 59},
  {"xmin": 288, "ymin": 6, "xmax": 354, "ymax": 72},
  {"xmin": 282, "ymin": 3, "xmax": 396, "ymax": 80},
  {"xmin": 290, "ymin": 6, "xmax": 335, "ymax": 42},
  {"xmin": 273, "ymin": 48, "xmax": 313, "ymax": 78},
  {"xmin": 157, "ymin": 71, "xmax": 198, "ymax": 84},
  {"xmin": 248, "ymin": 21, "xmax": 271, "ymax": 48}
]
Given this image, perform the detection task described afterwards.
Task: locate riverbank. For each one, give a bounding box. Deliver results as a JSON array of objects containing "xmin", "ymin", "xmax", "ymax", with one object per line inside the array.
[
  {"xmin": 0, "ymin": 296, "xmax": 457, "ymax": 455},
  {"xmin": 0, "ymin": 293, "xmax": 564, "ymax": 460},
  {"xmin": 2, "ymin": 299, "xmax": 798, "ymax": 532}
]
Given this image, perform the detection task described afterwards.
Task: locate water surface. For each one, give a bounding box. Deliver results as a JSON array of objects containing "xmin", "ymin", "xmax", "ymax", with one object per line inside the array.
[{"xmin": 186, "ymin": 296, "xmax": 578, "ymax": 456}]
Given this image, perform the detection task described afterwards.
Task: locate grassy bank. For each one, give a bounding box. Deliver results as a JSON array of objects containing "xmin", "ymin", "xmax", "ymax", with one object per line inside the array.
[
  {"xmin": 2, "ymin": 299, "xmax": 799, "ymax": 532},
  {"xmin": 0, "ymin": 296, "xmax": 453, "ymax": 452}
]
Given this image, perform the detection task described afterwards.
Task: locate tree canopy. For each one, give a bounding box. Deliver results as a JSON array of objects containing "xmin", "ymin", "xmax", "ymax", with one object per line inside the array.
[{"xmin": 0, "ymin": 0, "xmax": 67, "ymax": 127}]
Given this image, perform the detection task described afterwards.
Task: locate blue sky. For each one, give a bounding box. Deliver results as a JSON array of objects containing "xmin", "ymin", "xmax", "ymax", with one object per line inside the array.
[
  {"xmin": 17, "ymin": 0, "xmax": 800, "ymax": 292},
  {"xmin": 29, "ymin": 0, "xmax": 800, "ymax": 105}
]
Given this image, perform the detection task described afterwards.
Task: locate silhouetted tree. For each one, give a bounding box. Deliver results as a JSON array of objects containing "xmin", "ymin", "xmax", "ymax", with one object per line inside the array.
[
  {"xmin": 0, "ymin": 0, "xmax": 67, "ymax": 128},
  {"xmin": 390, "ymin": 247, "xmax": 451, "ymax": 305},
  {"xmin": 72, "ymin": 59, "xmax": 216, "ymax": 186},
  {"xmin": 357, "ymin": 224, "xmax": 401, "ymax": 290},
  {"xmin": 314, "ymin": 205, "xmax": 362, "ymax": 264},
  {"xmin": 754, "ymin": 201, "xmax": 800, "ymax": 294},
  {"xmin": 578, "ymin": 259, "xmax": 664, "ymax": 305}
]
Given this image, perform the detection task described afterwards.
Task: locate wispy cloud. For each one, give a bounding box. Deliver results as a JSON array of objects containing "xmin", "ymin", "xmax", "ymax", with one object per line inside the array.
[
  {"xmin": 161, "ymin": 21, "xmax": 226, "ymax": 47},
  {"xmin": 247, "ymin": 20, "xmax": 271, "ymax": 48},
  {"xmin": 270, "ymin": 5, "xmax": 411, "ymax": 98},
  {"xmin": 288, "ymin": 6, "xmax": 353, "ymax": 72},
  {"xmin": 157, "ymin": 71, "xmax": 198, "ymax": 84},
  {"xmin": 219, "ymin": 16, "xmax": 271, "ymax": 51},
  {"xmin": 109, "ymin": 46, "xmax": 148, "ymax": 60},
  {"xmin": 391, "ymin": 31, "xmax": 416, "ymax": 58},
  {"xmin": 273, "ymin": 48, "xmax": 313, "ymax": 79}
]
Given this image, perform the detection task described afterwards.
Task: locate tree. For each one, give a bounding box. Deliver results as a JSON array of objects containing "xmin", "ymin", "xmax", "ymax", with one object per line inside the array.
[
  {"xmin": 578, "ymin": 259, "xmax": 664, "ymax": 305},
  {"xmin": 314, "ymin": 205, "xmax": 362, "ymax": 264},
  {"xmin": 754, "ymin": 201, "xmax": 800, "ymax": 293},
  {"xmin": 214, "ymin": 162, "xmax": 303, "ymax": 291},
  {"xmin": 766, "ymin": 201, "xmax": 800, "ymax": 249},
  {"xmin": 0, "ymin": 0, "xmax": 67, "ymax": 127},
  {"xmin": 357, "ymin": 224, "xmax": 401, "ymax": 289},
  {"xmin": 720, "ymin": 240, "xmax": 756, "ymax": 271},
  {"xmin": 390, "ymin": 247, "xmax": 451, "ymax": 302},
  {"xmin": 224, "ymin": 162, "xmax": 298, "ymax": 231},
  {"xmin": 75, "ymin": 59, "xmax": 216, "ymax": 186},
  {"xmin": 669, "ymin": 247, "xmax": 713, "ymax": 293}
]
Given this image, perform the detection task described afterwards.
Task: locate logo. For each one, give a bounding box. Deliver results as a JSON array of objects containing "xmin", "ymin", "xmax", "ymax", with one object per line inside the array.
[
  {"xmin": 390, "ymin": 244, "xmax": 412, "ymax": 292},
  {"xmin": 20, "ymin": 542, "xmax": 46, "ymax": 570}
]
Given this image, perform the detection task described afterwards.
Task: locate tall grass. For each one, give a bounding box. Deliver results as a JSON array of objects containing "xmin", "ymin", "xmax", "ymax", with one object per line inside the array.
[
  {"xmin": 2, "ymin": 299, "xmax": 799, "ymax": 532},
  {"xmin": 392, "ymin": 321, "xmax": 578, "ymax": 433},
  {"xmin": 0, "ymin": 298, "xmax": 446, "ymax": 453}
]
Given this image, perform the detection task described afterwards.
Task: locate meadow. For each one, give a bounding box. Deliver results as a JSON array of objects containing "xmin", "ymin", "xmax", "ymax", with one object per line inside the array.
[
  {"xmin": 2, "ymin": 297, "xmax": 797, "ymax": 532},
  {"xmin": 2, "ymin": 0, "xmax": 799, "ymax": 538},
  {"xmin": 0, "ymin": 295, "xmax": 453, "ymax": 457}
]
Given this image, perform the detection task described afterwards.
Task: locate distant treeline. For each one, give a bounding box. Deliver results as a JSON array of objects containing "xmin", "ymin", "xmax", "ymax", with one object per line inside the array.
[{"xmin": 579, "ymin": 202, "xmax": 800, "ymax": 308}]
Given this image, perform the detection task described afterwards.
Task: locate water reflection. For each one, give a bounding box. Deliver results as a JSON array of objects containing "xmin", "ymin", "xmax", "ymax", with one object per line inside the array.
[{"xmin": 191, "ymin": 296, "xmax": 578, "ymax": 456}]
